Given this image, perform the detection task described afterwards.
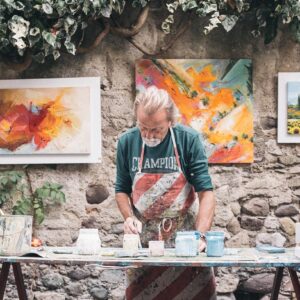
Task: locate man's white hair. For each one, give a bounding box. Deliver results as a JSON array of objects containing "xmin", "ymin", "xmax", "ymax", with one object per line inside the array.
[{"xmin": 134, "ymin": 86, "xmax": 178, "ymax": 124}]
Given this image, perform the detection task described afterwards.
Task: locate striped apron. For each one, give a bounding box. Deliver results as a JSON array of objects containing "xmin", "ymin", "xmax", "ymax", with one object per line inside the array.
[{"xmin": 126, "ymin": 128, "xmax": 216, "ymax": 300}]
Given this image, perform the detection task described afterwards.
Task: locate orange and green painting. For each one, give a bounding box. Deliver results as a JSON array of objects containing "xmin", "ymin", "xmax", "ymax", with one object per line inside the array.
[
  {"xmin": 287, "ymin": 82, "xmax": 300, "ymax": 135},
  {"xmin": 136, "ymin": 59, "xmax": 254, "ymax": 163},
  {"xmin": 0, "ymin": 87, "xmax": 90, "ymax": 154}
]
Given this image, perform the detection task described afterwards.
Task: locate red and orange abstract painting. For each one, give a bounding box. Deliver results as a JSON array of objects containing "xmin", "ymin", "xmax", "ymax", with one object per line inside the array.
[
  {"xmin": 136, "ymin": 59, "xmax": 254, "ymax": 163},
  {"xmin": 0, "ymin": 87, "xmax": 90, "ymax": 154}
]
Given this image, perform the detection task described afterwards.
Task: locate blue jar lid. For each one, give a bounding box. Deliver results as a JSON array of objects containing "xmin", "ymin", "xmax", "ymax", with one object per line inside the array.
[
  {"xmin": 205, "ymin": 231, "xmax": 224, "ymax": 237},
  {"xmin": 176, "ymin": 231, "xmax": 201, "ymax": 237}
]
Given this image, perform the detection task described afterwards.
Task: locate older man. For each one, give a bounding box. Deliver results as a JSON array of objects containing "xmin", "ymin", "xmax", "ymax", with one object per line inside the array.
[{"xmin": 115, "ymin": 86, "xmax": 216, "ymax": 299}]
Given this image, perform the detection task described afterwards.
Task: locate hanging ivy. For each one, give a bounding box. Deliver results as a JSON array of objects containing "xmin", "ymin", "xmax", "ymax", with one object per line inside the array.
[{"xmin": 0, "ymin": 0, "xmax": 300, "ymax": 71}]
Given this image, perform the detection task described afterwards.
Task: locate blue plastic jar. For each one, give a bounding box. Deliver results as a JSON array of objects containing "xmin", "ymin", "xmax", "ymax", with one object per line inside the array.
[
  {"xmin": 175, "ymin": 231, "xmax": 199, "ymax": 257},
  {"xmin": 205, "ymin": 231, "xmax": 225, "ymax": 257}
]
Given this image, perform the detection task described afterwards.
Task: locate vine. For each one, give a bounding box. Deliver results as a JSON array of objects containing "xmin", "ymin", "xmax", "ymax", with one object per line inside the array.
[
  {"xmin": 0, "ymin": 168, "xmax": 65, "ymax": 225},
  {"xmin": 0, "ymin": 1, "xmax": 300, "ymax": 71}
]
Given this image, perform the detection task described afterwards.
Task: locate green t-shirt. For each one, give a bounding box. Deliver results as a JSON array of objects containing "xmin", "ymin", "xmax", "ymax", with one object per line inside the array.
[{"xmin": 115, "ymin": 124, "xmax": 213, "ymax": 194}]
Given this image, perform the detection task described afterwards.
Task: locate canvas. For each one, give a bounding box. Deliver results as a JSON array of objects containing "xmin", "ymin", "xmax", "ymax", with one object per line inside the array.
[
  {"xmin": 278, "ymin": 73, "xmax": 300, "ymax": 143},
  {"xmin": 136, "ymin": 59, "xmax": 254, "ymax": 163},
  {"xmin": 287, "ymin": 82, "xmax": 300, "ymax": 135},
  {"xmin": 0, "ymin": 77, "xmax": 101, "ymax": 164}
]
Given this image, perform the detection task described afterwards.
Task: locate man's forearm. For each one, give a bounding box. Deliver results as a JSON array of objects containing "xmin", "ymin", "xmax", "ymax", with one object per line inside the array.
[
  {"xmin": 195, "ymin": 190, "xmax": 215, "ymax": 233},
  {"xmin": 116, "ymin": 192, "xmax": 133, "ymax": 220}
]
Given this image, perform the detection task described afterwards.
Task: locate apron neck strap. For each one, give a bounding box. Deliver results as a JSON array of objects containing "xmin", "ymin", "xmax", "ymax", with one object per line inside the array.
[
  {"xmin": 138, "ymin": 140, "xmax": 145, "ymax": 173},
  {"xmin": 138, "ymin": 127, "xmax": 182, "ymax": 172},
  {"xmin": 170, "ymin": 127, "xmax": 182, "ymax": 171}
]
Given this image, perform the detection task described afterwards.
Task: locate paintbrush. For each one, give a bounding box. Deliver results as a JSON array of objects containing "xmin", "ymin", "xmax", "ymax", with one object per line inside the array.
[{"xmin": 133, "ymin": 219, "xmax": 142, "ymax": 249}]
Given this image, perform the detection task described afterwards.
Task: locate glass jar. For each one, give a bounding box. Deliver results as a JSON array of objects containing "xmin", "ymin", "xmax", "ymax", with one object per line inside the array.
[
  {"xmin": 205, "ymin": 231, "xmax": 225, "ymax": 257},
  {"xmin": 123, "ymin": 234, "xmax": 140, "ymax": 252},
  {"xmin": 76, "ymin": 229, "xmax": 101, "ymax": 255},
  {"xmin": 175, "ymin": 231, "xmax": 198, "ymax": 257}
]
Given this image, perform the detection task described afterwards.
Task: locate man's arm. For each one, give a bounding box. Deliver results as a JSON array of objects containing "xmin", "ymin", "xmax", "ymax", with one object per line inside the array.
[
  {"xmin": 116, "ymin": 192, "xmax": 141, "ymax": 234},
  {"xmin": 195, "ymin": 190, "xmax": 215, "ymax": 251},
  {"xmin": 116, "ymin": 192, "xmax": 133, "ymax": 220}
]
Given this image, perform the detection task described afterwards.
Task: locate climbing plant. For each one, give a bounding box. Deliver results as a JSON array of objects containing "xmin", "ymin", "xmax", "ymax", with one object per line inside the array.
[
  {"xmin": 0, "ymin": 168, "xmax": 65, "ymax": 225},
  {"xmin": 1, "ymin": 0, "xmax": 300, "ymax": 71}
]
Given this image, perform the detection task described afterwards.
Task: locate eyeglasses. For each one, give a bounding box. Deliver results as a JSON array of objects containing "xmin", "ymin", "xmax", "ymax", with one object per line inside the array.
[{"xmin": 137, "ymin": 122, "xmax": 166, "ymax": 135}]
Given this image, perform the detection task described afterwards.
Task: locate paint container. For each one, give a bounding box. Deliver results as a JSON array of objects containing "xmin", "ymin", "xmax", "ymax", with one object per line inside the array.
[
  {"xmin": 189, "ymin": 231, "xmax": 201, "ymax": 254},
  {"xmin": 123, "ymin": 234, "xmax": 140, "ymax": 252},
  {"xmin": 149, "ymin": 240, "xmax": 164, "ymax": 256},
  {"xmin": 205, "ymin": 231, "xmax": 225, "ymax": 257},
  {"xmin": 175, "ymin": 232, "xmax": 198, "ymax": 257},
  {"xmin": 76, "ymin": 229, "xmax": 101, "ymax": 255}
]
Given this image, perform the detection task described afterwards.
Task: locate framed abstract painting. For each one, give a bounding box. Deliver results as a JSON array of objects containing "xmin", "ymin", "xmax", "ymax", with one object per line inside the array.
[
  {"xmin": 278, "ymin": 72, "xmax": 300, "ymax": 143},
  {"xmin": 136, "ymin": 59, "xmax": 254, "ymax": 163},
  {"xmin": 0, "ymin": 77, "xmax": 101, "ymax": 164}
]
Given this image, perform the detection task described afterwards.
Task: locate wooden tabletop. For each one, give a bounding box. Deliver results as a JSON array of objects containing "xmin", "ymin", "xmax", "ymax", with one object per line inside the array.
[{"xmin": 0, "ymin": 248, "xmax": 300, "ymax": 268}]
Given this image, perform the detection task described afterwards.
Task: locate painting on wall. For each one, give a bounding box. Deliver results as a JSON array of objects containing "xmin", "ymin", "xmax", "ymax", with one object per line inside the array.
[
  {"xmin": 136, "ymin": 59, "xmax": 254, "ymax": 163},
  {"xmin": 0, "ymin": 77, "xmax": 101, "ymax": 164},
  {"xmin": 278, "ymin": 73, "xmax": 300, "ymax": 143}
]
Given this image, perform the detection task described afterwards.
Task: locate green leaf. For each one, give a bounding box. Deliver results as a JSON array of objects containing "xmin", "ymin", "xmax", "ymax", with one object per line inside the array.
[
  {"xmin": 50, "ymin": 190, "xmax": 57, "ymax": 200},
  {"xmin": 64, "ymin": 40, "xmax": 76, "ymax": 55},
  {"xmin": 42, "ymin": 3, "xmax": 53, "ymax": 14},
  {"xmin": 35, "ymin": 210, "xmax": 45, "ymax": 224},
  {"xmin": 50, "ymin": 183, "xmax": 63, "ymax": 189},
  {"xmin": 42, "ymin": 31, "xmax": 56, "ymax": 47},
  {"xmin": 42, "ymin": 188, "xmax": 50, "ymax": 198}
]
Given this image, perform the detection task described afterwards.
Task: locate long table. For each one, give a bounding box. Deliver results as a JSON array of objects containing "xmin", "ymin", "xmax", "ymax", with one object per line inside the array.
[{"xmin": 0, "ymin": 247, "xmax": 300, "ymax": 299}]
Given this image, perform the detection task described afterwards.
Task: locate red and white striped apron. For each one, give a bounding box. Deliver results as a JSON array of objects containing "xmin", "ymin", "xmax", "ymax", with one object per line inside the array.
[{"xmin": 126, "ymin": 127, "xmax": 216, "ymax": 300}]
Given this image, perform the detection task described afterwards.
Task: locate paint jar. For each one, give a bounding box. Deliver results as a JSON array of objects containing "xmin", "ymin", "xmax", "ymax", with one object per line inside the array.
[
  {"xmin": 123, "ymin": 234, "xmax": 140, "ymax": 252},
  {"xmin": 149, "ymin": 240, "xmax": 164, "ymax": 256},
  {"xmin": 188, "ymin": 231, "xmax": 201, "ymax": 254},
  {"xmin": 76, "ymin": 229, "xmax": 101, "ymax": 255},
  {"xmin": 205, "ymin": 231, "xmax": 225, "ymax": 257},
  {"xmin": 175, "ymin": 231, "xmax": 198, "ymax": 257}
]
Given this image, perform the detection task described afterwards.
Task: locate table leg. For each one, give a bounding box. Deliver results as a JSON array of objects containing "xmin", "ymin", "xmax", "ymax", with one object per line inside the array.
[
  {"xmin": 288, "ymin": 268, "xmax": 300, "ymax": 300},
  {"xmin": 12, "ymin": 263, "xmax": 28, "ymax": 300},
  {"xmin": 0, "ymin": 263, "xmax": 11, "ymax": 300},
  {"xmin": 270, "ymin": 267, "xmax": 284, "ymax": 300}
]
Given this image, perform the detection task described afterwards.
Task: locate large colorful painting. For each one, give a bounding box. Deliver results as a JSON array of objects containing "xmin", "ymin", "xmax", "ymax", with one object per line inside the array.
[
  {"xmin": 0, "ymin": 78, "xmax": 101, "ymax": 164},
  {"xmin": 278, "ymin": 73, "xmax": 300, "ymax": 143},
  {"xmin": 136, "ymin": 59, "xmax": 254, "ymax": 163}
]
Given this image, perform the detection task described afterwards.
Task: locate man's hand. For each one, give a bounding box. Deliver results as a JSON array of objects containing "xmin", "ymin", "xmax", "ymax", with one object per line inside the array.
[
  {"xmin": 124, "ymin": 216, "xmax": 142, "ymax": 234},
  {"xmin": 199, "ymin": 238, "xmax": 206, "ymax": 253}
]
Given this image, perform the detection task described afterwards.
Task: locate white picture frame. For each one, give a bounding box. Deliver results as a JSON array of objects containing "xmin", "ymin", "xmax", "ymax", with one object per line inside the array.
[
  {"xmin": 0, "ymin": 77, "xmax": 101, "ymax": 164},
  {"xmin": 278, "ymin": 72, "xmax": 300, "ymax": 143}
]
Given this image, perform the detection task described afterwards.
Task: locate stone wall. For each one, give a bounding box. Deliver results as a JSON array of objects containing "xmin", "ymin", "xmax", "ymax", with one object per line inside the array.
[{"xmin": 1, "ymin": 12, "xmax": 300, "ymax": 300}]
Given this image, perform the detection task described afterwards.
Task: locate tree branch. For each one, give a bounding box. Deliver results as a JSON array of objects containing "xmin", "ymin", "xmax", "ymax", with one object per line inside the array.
[
  {"xmin": 127, "ymin": 16, "xmax": 191, "ymax": 56},
  {"xmin": 111, "ymin": 5, "xmax": 149, "ymax": 37},
  {"xmin": 77, "ymin": 19, "xmax": 110, "ymax": 54},
  {"xmin": 24, "ymin": 167, "xmax": 37, "ymax": 231},
  {"xmin": 24, "ymin": 167, "xmax": 34, "ymax": 197},
  {"xmin": 2, "ymin": 51, "xmax": 32, "ymax": 72}
]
